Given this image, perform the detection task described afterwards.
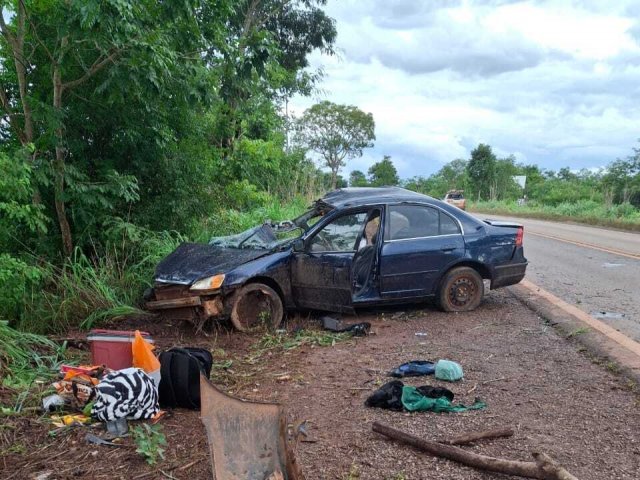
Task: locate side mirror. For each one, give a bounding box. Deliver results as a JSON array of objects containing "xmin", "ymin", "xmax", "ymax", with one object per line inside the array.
[{"xmin": 292, "ymin": 239, "xmax": 304, "ymax": 252}]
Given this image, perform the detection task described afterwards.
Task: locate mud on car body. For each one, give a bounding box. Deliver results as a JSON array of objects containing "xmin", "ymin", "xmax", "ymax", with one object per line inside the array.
[{"xmin": 145, "ymin": 187, "xmax": 528, "ymax": 331}]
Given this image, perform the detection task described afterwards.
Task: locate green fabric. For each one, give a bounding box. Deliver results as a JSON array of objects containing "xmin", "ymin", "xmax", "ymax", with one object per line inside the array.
[
  {"xmin": 434, "ymin": 359, "xmax": 464, "ymax": 381},
  {"xmin": 401, "ymin": 386, "xmax": 487, "ymax": 413}
]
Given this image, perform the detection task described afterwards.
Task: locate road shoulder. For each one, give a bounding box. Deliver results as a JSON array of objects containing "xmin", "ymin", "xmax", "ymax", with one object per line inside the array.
[{"xmin": 510, "ymin": 280, "xmax": 640, "ymax": 386}]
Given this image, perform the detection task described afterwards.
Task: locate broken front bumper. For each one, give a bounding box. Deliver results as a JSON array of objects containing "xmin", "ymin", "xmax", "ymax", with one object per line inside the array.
[{"xmin": 145, "ymin": 285, "xmax": 227, "ymax": 321}]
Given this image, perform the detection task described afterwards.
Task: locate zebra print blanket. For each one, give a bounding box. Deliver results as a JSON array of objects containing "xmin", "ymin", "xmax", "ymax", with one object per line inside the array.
[{"xmin": 92, "ymin": 368, "xmax": 159, "ymax": 422}]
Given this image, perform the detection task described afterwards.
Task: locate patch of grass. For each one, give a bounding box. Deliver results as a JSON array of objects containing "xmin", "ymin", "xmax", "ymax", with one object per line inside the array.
[
  {"xmin": 132, "ymin": 423, "xmax": 167, "ymax": 465},
  {"xmin": 0, "ymin": 320, "xmax": 65, "ymax": 412},
  {"xmin": 343, "ymin": 463, "xmax": 360, "ymax": 480},
  {"xmin": 389, "ymin": 473, "xmax": 407, "ymax": 480},
  {"xmin": 255, "ymin": 329, "xmax": 351, "ymax": 352},
  {"xmin": 0, "ymin": 442, "xmax": 26, "ymax": 455},
  {"xmin": 567, "ymin": 327, "xmax": 590, "ymax": 338},
  {"xmin": 605, "ymin": 361, "xmax": 621, "ymax": 374},
  {"xmin": 195, "ymin": 197, "xmax": 309, "ymax": 241}
]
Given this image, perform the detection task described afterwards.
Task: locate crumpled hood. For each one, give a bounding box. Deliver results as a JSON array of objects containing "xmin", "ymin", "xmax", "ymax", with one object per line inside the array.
[{"xmin": 154, "ymin": 243, "xmax": 269, "ymax": 285}]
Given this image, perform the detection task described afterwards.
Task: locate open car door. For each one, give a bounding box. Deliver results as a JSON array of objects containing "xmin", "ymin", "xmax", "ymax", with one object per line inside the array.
[{"xmin": 291, "ymin": 209, "xmax": 381, "ymax": 311}]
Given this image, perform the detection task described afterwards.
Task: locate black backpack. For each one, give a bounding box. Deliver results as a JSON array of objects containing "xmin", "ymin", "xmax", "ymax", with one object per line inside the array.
[{"xmin": 158, "ymin": 347, "xmax": 213, "ymax": 409}]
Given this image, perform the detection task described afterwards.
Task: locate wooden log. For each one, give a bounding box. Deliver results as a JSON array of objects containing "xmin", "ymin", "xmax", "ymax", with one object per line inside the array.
[
  {"xmin": 532, "ymin": 452, "xmax": 580, "ymax": 480},
  {"xmin": 440, "ymin": 427, "xmax": 514, "ymax": 446},
  {"xmin": 372, "ymin": 422, "xmax": 579, "ymax": 480}
]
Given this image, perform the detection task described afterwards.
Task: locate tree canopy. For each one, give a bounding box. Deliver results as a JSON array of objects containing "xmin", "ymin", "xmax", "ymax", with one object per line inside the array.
[
  {"xmin": 295, "ymin": 101, "xmax": 375, "ymax": 189},
  {"xmin": 368, "ymin": 156, "xmax": 399, "ymax": 186}
]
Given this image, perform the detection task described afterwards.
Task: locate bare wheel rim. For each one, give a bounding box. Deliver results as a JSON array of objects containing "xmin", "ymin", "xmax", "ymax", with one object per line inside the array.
[
  {"xmin": 234, "ymin": 290, "xmax": 276, "ymax": 330},
  {"xmin": 448, "ymin": 276, "xmax": 477, "ymax": 307}
]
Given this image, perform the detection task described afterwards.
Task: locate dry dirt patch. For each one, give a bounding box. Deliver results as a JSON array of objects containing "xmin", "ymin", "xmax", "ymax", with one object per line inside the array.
[{"xmin": 1, "ymin": 290, "xmax": 639, "ymax": 479}]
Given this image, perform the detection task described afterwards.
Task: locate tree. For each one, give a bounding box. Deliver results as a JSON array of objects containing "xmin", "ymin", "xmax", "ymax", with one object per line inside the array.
[
  {"xmin": 295, "ymin": 101, "xmax": 375, "ymax": 189},
  {"xmin": 368, "ymin": 156, "xmax": 399, "ymax": 186},
  {"xmin": 492, "ymin": 156, "xmax": 519, "ymax": 200},
  {"xmin": 349, "ymin": 170, "xmax": 368, "ymax": 187},
  {"xmin": 466, "ymin": 144, "xmax": 497, "ymax": 201},
  {"xmin": 0, "ymin": 0, "xmax": 203, "ymax": 255},
  {"xmin": 202, "ymin": 0, "xmax": 337, "ymax": 151}
]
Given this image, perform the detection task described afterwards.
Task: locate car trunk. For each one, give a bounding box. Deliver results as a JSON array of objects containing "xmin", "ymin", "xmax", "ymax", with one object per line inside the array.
[{"xmin": 483, "ymin": 220, "xmax": 524, "ymax": 263}]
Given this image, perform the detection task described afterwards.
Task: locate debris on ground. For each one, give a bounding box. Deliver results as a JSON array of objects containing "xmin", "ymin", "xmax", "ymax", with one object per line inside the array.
[
  {"xmin": 85, "ymin": 433, "xmax": 122, "ymax": 447},
  {"xmin": 389, "ymin": 360, "xmax": 435, "ymax": 377},
  {"xmin": 42, "ymin": 394, "xmax": 65, "ymax": 412},
  {"xmin": 200, "ymin": 374, "xmax": 303, "ymax": 479},
  {"xmin": 364, "ymin": 380, "xmax": 470, "ymax": 413},
  {"xmin": 434, "ymin": 359, "xmax": 464, "ymax": 381},
  {"xmin": 402, "ymin": 386, "xmax": 485, "ymax": 413},
  {"xmin": 321, "ymin": 315, "xmax": 371, "ymax": 336},
  {"xmin": 50, "ymin": 414, "xmax": 91, "ymax": 427}
]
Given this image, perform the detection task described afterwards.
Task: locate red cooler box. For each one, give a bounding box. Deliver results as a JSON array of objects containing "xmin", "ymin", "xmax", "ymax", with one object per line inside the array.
[{"xmin": 87, "ymin": 329, "xmax": 154, "ymax": 370}]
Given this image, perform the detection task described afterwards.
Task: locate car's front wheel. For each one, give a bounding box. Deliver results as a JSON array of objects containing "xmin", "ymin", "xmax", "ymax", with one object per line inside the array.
[
  {"xmin": 438, "ymin": 266, "xmax": 484, "ymax": 312},
  {"xmin": 230, "ymin": 283, "xmax": 284, "ymax": 331}
]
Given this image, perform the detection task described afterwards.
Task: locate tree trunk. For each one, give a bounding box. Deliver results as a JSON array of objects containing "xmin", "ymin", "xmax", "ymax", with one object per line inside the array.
[
  {"xmin": 53, "ymin": 67, "xmax": 74, "ymax": 257},
  {"xmin": 330, "ymin": 168, "xmax": 337, "ymax": 190}
]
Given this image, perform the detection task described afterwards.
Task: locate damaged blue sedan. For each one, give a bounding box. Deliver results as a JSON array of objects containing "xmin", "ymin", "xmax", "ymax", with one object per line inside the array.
[{"xmin": 146, "ymin": 187, "xmax": 527, "ymax": 331}]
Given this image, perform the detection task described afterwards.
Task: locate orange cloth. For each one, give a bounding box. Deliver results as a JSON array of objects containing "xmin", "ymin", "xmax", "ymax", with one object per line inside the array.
[{"xmin": 132, "ymin": 330, "xmax": 160, "ymax": 373}]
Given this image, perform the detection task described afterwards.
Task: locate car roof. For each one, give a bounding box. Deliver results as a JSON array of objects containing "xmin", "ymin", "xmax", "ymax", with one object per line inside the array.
[{"xmin": 321, "ymin": 187, "xmax": 437, "ymax": 208}]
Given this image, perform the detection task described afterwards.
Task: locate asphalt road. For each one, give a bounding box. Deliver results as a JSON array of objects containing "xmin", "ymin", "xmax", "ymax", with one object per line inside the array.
[{"xmin": 474, "ymin": 214, "xmax": 640, "ymax": 341}]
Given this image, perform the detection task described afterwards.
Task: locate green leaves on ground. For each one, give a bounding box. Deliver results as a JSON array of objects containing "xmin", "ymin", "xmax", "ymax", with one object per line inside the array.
[{"xmin": 132, "ymin": 424, "xmax": 167, "ymax": 465}]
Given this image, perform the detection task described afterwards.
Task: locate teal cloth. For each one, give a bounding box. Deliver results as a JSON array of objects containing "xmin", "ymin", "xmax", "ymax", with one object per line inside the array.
[
  {"xmin": 435, "ymin": 359, "xmax": 464, "ymax": 381},
  {"xmin": 401, "ymin": 386, "xmax": 486, "ymax": 413}
]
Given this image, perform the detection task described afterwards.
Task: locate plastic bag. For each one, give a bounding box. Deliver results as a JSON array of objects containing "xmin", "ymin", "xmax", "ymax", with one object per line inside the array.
[
  {"xmin": 132, "ymin": 330, "xmax": 160, "ymax": 385},
  {"xmin": 434, "ymin": 359, "xmax": 464, "ymax": 381},
  {"xmin": 389, "ymin": 360, "xmax": 435, "ymax": 378}
]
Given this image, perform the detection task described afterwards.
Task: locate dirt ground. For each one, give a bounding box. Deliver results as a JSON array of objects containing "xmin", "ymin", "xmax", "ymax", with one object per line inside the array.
[{"xmin": 2, "ymin": 289, "xmax": 640, "ymax": 480}]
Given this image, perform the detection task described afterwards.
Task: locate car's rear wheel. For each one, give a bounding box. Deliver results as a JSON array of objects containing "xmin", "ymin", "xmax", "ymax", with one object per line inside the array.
[
  {"xmin": 230, "ymin": 283, "xmax": 284, "ymax": 332},
  {"xmin": 438, "ymin": 267, "xmax": 484, "ymax": 312}
]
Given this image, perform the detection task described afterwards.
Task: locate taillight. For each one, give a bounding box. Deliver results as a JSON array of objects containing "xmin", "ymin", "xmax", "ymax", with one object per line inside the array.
[{"xmin": 515, "ymin": 226, "xmax": 524, "ymax": 247}]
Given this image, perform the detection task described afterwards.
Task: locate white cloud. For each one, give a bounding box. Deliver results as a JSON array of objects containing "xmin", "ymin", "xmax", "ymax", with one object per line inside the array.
[{"xmin": 290, "ymin": 0, "xmax": 640, "ymax": 180}]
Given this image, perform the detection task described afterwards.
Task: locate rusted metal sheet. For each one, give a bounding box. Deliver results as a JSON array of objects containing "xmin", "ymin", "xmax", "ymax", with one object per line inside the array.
[{"xmin": 200, "ymin": 375, "xmax": 304, "ymax": 480}]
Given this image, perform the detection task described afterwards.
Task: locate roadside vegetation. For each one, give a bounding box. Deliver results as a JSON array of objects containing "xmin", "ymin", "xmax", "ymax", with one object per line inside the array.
[
  {"xmin": 469, "ymin": 199, "xmax": 640, "ymax": 231},
  {"xmin": 402, "ymin": 144, "xmax": 640, "ymax": 229}
]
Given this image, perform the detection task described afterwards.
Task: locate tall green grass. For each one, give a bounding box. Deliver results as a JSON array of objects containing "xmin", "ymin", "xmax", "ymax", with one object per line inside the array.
[
  {"xmin": 0, "ymin": 320, "xmax": 64, "ymax": 411},
  {"xmin": 194, "ymin": 197, "xmax": 309, "ymax": 241},
  {"xmin": 11, "ymin": 221, "xmax": 185, "ymax": 334}
]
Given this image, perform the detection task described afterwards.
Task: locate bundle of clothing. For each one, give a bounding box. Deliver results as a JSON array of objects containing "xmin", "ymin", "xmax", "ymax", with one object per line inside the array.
[
  {"xmin": 365, "ymin": 380, "xmax": 485, "ymax": 413},
  {"xmin": 49, "ymin": 365, "xmax": 159, "ymax": 421}
]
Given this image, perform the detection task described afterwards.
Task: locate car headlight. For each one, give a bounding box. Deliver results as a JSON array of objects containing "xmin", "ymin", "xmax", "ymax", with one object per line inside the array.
[{"xmin": 190, "ymin": 274, "xmax": 225, "ymax": 291}]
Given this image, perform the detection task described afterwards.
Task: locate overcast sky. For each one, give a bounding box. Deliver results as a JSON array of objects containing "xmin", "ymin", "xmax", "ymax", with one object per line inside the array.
[{"xmin": 290, "ymin": 0, "xmax": 640, "ymax": 180}]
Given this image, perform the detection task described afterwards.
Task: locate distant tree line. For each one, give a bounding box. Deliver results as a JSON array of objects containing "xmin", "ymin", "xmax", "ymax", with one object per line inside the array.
[{"xmin": 403, "ymin": 143, "xmax": 640, "ymax": 208}]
